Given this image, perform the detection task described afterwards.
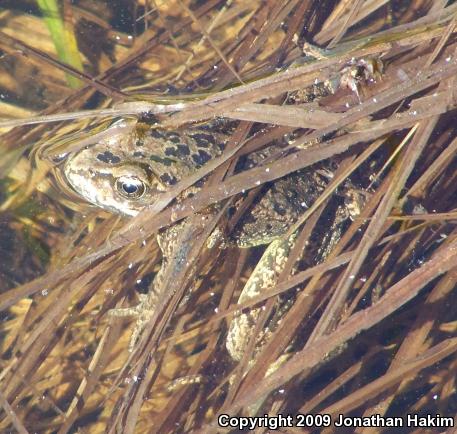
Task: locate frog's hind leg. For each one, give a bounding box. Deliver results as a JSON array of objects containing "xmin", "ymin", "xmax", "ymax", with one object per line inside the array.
[{"xmin": 226, "ymin": 173, "xmax": 369, "ymax": 392}]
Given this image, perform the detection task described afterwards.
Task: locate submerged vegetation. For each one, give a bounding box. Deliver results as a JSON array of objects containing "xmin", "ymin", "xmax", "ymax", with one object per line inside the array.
[{"xmin": 0, "ymin": 0, "xmax": 456, "ymax": 432}]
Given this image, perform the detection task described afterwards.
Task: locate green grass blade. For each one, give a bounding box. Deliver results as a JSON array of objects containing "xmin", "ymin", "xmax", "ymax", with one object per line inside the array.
[{"xmin": 36, "ymin": 0, "xmax": 83, "ymax": 88}]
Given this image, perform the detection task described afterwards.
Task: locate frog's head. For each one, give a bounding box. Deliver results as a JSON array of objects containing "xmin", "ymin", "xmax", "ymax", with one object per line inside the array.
[
  {"xmin": 62, "ymin": 119, "xmax": 222, "ymax": 216},
  {"xmin": 63, "ymin": 126, "xmax": 168, "ymax": 216}
]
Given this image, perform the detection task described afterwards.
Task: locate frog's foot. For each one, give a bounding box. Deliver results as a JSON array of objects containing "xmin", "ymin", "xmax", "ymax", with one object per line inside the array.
[
  {"xmin": 339, "ymin": 57, "xmax": 384, "ymax": 102},
  {"xmin": 108, "ymin": 293, "xmax": 156, "ymax": 351},
  {"xmin": 165, "ymin": 374, "xmax": 204, "ymax": 393},
  {"xmin": 109, "ymin": 293, "xmax": 149, "ymax": 318},
  {"xmin": 291, "ymin": 34, "xmax": 330, "ymax": 61},
  {"xmin": 340, "ymin": 185, "xmax": 371, "ymax": 221}
]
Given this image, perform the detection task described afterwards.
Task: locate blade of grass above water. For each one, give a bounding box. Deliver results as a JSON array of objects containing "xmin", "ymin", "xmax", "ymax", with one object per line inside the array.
[{"xmin": 36, "ymin": 0, "xmax": 83, "ymax": 89}]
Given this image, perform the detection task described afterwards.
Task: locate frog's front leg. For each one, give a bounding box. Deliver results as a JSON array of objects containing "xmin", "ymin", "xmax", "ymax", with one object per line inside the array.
[
  {"xmin": 108, "ymin": 221, "xmax": 186, "ymax": 351},
  {"xmin": 109, "ymin": 207, "xmax": 224, "ymax": 352}
]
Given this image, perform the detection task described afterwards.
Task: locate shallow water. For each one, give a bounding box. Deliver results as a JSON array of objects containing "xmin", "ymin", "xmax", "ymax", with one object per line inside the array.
[{"xmin": 1, "ymin": 1, "xmax": 456, "ymax": 433}]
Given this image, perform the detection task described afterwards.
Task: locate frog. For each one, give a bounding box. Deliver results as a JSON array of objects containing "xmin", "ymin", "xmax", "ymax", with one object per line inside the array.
[
  {"xmin": 62, "ymin": 116, "xmax": 343, "ymax": 350},
  {"xmin": 62, "ymin": 52, "xmax": 377, "ymax": 356}
]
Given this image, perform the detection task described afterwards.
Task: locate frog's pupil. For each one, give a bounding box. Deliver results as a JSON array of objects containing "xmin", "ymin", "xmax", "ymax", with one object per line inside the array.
[{"xmin": 122, "ymin": 182, "xmax": 138, "ymax": 194}]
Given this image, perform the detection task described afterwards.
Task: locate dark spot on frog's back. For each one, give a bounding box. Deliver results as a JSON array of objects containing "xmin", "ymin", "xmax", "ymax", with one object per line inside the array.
[
  {"xmin": 148, "ymin": 129, "xmax": 165, "ymax": 139},
  {"xmin": 190, "ymin": 133, "xmax": 214, "ymax": 148},
  {"xmin": 192, "ymin": 150, "xmax": 211, "ymax": 166},
  {"xmin": 273, "ymin": 202, "xmax": 287, "ymax": 216},
  {"xmin": 165, "ymin": 147, "xmax": 178, "ymax": 157},
  {"xmin": 166, "ymin": 132, "xmax": 181, "ymax": 143},
  {"xmin": 165, "ymin": 144, "xmax": 190, "ymax": 159},
  {"xmin": 133, "ymin": 151, "xmax": 146, "ymax": 158},
  {"xmin": 160, "ymin": 173, "xmax": 178, "ymax": 185},
  {"xmin": 177, "ymin": 144, "xmax": 190, "ymax": 157},
  {"xmin": 150, "ymin": 155, "xmax": 173, "ymax": 166},
  {"xmin": 96, "ymin": 151, "xmax": 121, "ymax": 164}
]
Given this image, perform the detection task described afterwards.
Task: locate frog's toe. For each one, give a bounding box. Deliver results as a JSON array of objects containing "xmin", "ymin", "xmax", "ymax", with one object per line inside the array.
[{"xmin": 108, "ymin": 293, "xmax": 154, "ymax": 351}]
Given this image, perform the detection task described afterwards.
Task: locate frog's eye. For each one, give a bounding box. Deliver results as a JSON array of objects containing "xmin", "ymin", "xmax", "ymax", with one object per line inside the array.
[{"xmin": 115, "ymin": 176, "xmax": 146, "ymax": 199}]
